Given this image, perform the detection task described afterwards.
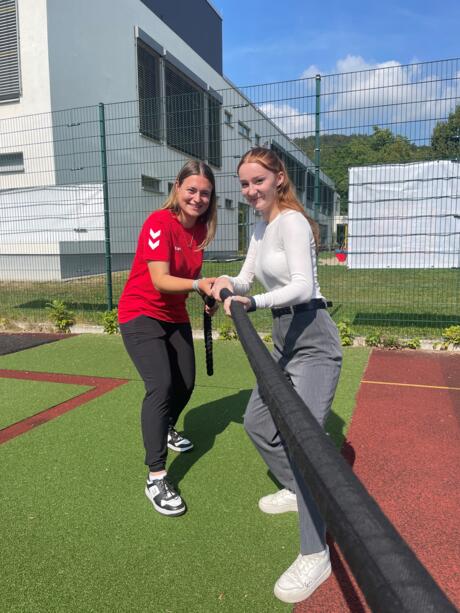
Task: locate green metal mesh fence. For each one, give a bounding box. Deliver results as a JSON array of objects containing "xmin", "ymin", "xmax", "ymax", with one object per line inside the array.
[{"xmin": 0, "ymin": 58, "xmax": 459, "ymax": 338}]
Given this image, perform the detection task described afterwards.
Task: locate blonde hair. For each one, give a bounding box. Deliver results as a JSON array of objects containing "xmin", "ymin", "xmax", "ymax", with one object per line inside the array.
[
  {"xmin": 237, "ymin": 147, "xmax": 320, "ymax": 250},
  {"xmin": 162, "ymin": 160, "xmax": 217, "ymax": 250}
]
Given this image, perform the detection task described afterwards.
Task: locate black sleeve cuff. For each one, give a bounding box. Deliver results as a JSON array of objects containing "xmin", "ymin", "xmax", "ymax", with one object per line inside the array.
[{"xmin": 247, "ymin": 296, "xmax": 257, "ymax": 312}]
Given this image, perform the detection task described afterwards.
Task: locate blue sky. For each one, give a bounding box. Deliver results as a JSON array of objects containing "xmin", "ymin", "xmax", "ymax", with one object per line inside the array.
[{"xmin": 214, "ymin": 0, "xmax": 460, "ymax": 85}]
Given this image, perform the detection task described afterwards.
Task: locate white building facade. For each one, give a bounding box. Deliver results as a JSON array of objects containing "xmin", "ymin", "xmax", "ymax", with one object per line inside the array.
[{"xmin": 0, "ymin": 0, "xmax": 337, "ymax": 280}]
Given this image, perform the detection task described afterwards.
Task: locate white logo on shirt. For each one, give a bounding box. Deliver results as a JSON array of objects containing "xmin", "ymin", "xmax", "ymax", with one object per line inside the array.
[
  {"xmin": 148, "ymin": 228, "xmax": 161, "ymax": 250},
  {"xmin": 174, "ymin": 246, "xmax": 182, "ymax": 251}
]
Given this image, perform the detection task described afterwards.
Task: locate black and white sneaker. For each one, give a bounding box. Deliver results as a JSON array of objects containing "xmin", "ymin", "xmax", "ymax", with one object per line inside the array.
[
  {"xmin": 145, "ymin": 476, "xmax": 186, "ymax": 516},
  {"xmin": 167, "ymin": 427, "xmax": 194, "ymax": 452}
]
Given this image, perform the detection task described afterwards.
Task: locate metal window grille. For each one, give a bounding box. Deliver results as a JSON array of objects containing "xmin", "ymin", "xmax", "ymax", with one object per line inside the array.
[
  {"xmin": 0, "ymin": 0, "xmax": 21, "ymax": 101},
  {"xmin": 0, "ymin": 151, "xmax": 23, "ymax": 173},
  {"xmin": 208, "ymin": 95, "xmax": 221, "ymax": 167},
  {"xmin": 306, "ymin": 171, "xmax": 315, "ymax": 203},
  {"xmin": 165, "ymin": 63, "xmax": 205, "ymax": 159},
  {"xmin": 271, "ymin": 142, "xmax": 306, "ymax": 194},
  {"xmin": 137, "ymin": 41, "xmax": 161, "ymax": 140}
]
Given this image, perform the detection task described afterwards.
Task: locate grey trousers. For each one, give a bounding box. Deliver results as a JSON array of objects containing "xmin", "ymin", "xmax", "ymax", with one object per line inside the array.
[{"xmin": 244, "ymin": 308, "xmax": 342, "ymax": 555}]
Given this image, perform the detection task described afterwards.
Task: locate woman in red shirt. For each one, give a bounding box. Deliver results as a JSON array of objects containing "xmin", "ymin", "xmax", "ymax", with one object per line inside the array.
[{"xmin": 118, "ymin": 160, "xmax": 217, "ymax": 517}]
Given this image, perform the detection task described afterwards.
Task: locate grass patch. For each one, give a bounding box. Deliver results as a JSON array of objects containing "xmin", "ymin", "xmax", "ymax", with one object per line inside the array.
[
  {"xmin": 0, "ymin": 260, "xmax": 458, "ymax": 337},
  {"xmin": 0, "ymin": 336, "xmax": 368, "ymax": 612}
]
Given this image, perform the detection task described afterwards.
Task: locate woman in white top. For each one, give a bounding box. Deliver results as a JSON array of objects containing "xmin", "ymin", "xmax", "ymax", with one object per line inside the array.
[{"xmin": 212, "ymin": 147, "xmax": 342, "ymax": 604}]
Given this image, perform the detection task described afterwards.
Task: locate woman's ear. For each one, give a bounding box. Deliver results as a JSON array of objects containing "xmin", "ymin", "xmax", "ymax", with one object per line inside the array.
[{"xmin": 276, "ymin": 171, "xmax": 285, "ymax": 188}]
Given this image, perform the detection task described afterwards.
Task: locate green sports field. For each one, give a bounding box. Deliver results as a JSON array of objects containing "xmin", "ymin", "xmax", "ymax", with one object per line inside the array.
[{"xmin": 0, "ymin": 335, "xmax": 369, "ymax": 612}]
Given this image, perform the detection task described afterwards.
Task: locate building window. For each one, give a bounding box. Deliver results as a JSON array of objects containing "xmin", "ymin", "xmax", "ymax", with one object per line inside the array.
[
  {"xmin": 319, "ymin": 223, "xmax": 328, "ymax": 247},
  {"xmin": 254, "ymin": 134, "xmax": 261, "ymax": 146},
  {"xmin": 306, "ymin": 171, "xmax": 315, "ymax": 203},
  {"xmin": 0, "ymin": 0, "xmax": 21, "ymax": 101},
  {"xmin": 320, "ymin": 183, "xmax": 334, "ymax": 215},
  {"xmin": 224, "ymin": 110, "xmax": 232, "ymax": 126},
  {"xmin": 168, "ymin": 182, "xmax": 175, "ymax": 194},
  {"xmin": 165, "ymin": 63, "xmax": 205, "ymax": 159},
  {"xmin": 225, "ymin": 198, "xmax": 233, "ymax": 209},
  {"xmin": 141, "ymin": 175, "xmax": 161, "ymax": 192},
  {"xmin": 137, "ymin": 41, "xmax": 161, "ymax": 140},
  {"xmin": 271, "ymin": 143, "xmax": 306, "ymax": 195},
  {"xmin": 238, "ymin": 202, "xmax": 250, "ymax": 253},
  {"xmin": 208, "ymin": 95, "xmax": 221, "ymax": 167},
  {"xmin": 0, "ymin": 151, "xmax": 24, "ymax": 173},
  {"xmin": 238, "ymin": 122, "xmax": 250, "ymax": 139}
]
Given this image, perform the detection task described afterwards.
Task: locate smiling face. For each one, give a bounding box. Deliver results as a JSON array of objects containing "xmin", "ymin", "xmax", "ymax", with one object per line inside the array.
[
  {"xmin": 175, "ymin": 174, "xmax": 213, "ymax": 227},
  {"xmin": 238, "ymin": 162, "xmax": 284, "ymax": 221}
]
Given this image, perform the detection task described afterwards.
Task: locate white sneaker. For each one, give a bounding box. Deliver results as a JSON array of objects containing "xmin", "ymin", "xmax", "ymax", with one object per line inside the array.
[
  {"xmin": 258, "ymin": 488, "xmax": 298, "ymax": 514},
  {"xmin": 274, "ymin": 547, "xmax": 331, "ymax": 603},
  {"xmin": 167, "ymin": 427, "xmax": 193, "ymax": 452}
]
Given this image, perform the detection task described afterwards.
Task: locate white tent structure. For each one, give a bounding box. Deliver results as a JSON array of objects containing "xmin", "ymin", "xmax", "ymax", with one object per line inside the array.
[
  {"xmin": 348, "ymin": 160, "xmax": 460, "ymax": 269},
  {"xmin": 0, "ymin": 185, "xmax": 106, "ymax": 281}
]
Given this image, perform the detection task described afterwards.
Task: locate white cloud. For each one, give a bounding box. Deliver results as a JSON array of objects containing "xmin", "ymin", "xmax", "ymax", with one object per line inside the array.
[
  {"xmin": 257, "ymin": 102, "xmax": 315, "ymax": 138},
  {"xmin": 298, "ymin": 56, "xmax": 460, "ymax": 141},
  {"xmin": 241, "ymin": 57, "xmax": 458, "ymax": 144}
]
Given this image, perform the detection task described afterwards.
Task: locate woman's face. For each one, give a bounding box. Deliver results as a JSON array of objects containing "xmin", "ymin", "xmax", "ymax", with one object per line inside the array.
[
  {"xmin": 238, "ymin": 162, "xmax": 283, "ymax": 220},
  {"xmin": 175, "ymin": 174, "xmax": 213, "ymax": 227}
]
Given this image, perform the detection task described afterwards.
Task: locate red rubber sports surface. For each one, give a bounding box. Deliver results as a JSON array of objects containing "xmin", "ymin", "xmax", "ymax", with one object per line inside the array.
[{"xmin": 295, "ymin": 349, "xmax": 460, "ymax": 612}]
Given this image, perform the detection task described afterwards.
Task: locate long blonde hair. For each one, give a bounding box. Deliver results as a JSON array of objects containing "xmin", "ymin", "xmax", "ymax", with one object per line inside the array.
[
  {"xmin": 237, "ymin": 147, "xmax": 320, "ymax": 250},
  {"xmin": 162, "ymin": 160, "xmax": 217, "ymax": 250}
]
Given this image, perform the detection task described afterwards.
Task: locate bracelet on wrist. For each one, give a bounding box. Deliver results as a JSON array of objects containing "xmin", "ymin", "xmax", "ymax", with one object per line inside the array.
[
  {"xmin": 247, "ymin": 296, "xmax": 257, "ymax": 312},
  {"xmin": 192, "ymin": 278, "xmax": 201, "ymax": 292}
]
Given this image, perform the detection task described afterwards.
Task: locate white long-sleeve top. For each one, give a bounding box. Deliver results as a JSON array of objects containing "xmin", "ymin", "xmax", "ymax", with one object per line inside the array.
[{"xmin": 226, "ymin": 210, "xmax": 323, "ymax": 309}]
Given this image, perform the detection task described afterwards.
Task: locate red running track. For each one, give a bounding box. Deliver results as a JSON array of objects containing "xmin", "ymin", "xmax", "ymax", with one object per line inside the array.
[{"xmin": 295, "ymin": 349, "xmax": 460, "ymax": 612}]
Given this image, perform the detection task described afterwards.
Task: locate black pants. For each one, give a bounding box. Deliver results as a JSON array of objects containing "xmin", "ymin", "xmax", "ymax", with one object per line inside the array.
[{"xmin": 120, "ymin": 315, "xmax": 195, "ymax": 471}]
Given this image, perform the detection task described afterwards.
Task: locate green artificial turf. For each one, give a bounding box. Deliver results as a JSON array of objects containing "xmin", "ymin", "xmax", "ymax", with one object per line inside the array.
[
  {"xmin": 0, "ymin": 335, "xmax": 369, "ymax": 612},
  {"xmin": 0, "ymin": 378, "xmax": 90, "ymax": 429}
]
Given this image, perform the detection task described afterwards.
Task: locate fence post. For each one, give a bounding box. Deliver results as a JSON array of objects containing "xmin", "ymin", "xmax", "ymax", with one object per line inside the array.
[
  {"xmin": 98, "ymin": 102, "xmax": 113, "ymax": 311},
  {"xmin": 314, "ymin": 74, "xmax": 321, "ymax": 222}
]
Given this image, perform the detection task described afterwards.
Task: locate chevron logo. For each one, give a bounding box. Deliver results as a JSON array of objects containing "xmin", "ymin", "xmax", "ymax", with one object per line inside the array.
[{"xmin": 148, "ymin": 228, "xmax": 161, "ymax": 250}]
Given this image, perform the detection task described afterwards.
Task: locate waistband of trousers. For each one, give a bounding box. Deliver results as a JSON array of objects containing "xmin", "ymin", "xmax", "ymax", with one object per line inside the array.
[{"xmin": 271, "ymin": 299, "xmax": 332, "ymax": 318}]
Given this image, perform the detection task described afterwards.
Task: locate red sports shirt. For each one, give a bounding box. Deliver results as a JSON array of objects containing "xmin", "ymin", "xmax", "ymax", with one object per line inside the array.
[{"xmin": 118, "ymin": 209, "xmax": 206, "ymax": 324}]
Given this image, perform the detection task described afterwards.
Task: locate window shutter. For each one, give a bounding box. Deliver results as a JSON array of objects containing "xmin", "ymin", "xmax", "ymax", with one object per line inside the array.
[
  {"xmin": 208, "ymin": 95, "xmax": 221, "ymax": 167},
  {"xmin": 0, "ymin": 0, "xmax": 20, "ymax": 101},
  {"xmin": 137, "ymin": 41, "xmax": 161, "ymax": 140},
  {"xmin": 165, "ymin": 64, "xmax": 205, "ymax": 159}
]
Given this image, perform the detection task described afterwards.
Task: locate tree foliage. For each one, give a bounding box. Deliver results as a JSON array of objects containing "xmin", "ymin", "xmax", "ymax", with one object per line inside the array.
[
  {"xmin": 431, "ymin": 105, "xmax": 460, "ymax": 160},
  {"xmin": 295, "ymin": 126, "xmax": 432, "ymax": 212}
]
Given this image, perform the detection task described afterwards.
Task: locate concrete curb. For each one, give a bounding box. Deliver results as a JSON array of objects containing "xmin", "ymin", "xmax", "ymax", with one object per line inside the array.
[{"xmin": 1, "ymin": 322, "xmax": 459, "ymax": 351}]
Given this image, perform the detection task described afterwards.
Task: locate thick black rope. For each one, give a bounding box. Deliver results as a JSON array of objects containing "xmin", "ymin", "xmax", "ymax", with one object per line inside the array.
[
  {"xmin": 203, "ymin": 295, "xmax": 215, "ymax": 376},
  {"xmin": 219, "ymin": 287, "xmax": 456, "ymax": 613}
]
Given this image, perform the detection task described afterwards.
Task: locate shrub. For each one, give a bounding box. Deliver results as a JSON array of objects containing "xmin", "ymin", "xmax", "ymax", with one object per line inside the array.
[
  {"xmin": 401, "ymin": 337, "xmax": 421, "ymax": 350},
  {"xmin": 101, "ymin": 309, "xmax": 119, "ymax": 335},
  {"xmin": 218, "ymin": 323, "xmax": 238, "ymax": 340},
  {"xmin": 381, "ymin": 335, "xmax": 401, "ymax": 349},
  {"xmin": 262, "ymin": 333, "xmax": 272, "ymax": 343},
  {"xmin": 45, "ymin": 300, "xmax": 75, "ymax": 333},
  {"xmin": 439, "ymin": 325, "xmax": 460, "ymax": 350},
  {"xmin": 365, "ymin": 331, "xmax": 382, "ymax": 347},
  {"xmin": 337, "ymin": 320, "xmax": 354, "ymax": 346}
]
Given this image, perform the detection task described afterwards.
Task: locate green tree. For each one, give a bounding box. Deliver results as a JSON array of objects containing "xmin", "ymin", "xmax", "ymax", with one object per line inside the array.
[
  {"xmin": 295, "ymin": 127, "xmax": 432, "ymax": 213},
  {"xmin": 431, "ymin": 105, "xmax": 460, "ymax": 160}
]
